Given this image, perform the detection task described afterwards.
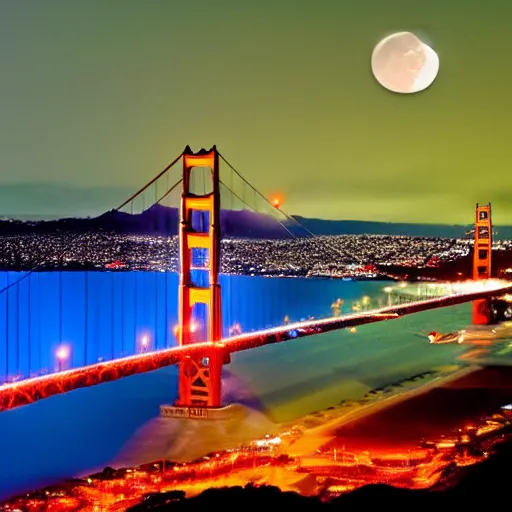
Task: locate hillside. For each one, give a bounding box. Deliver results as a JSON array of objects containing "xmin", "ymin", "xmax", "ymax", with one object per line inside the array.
[
  {"xmin": 293, "ymin": 217, "xmax": 476, "ymax": 238},
  {"xmin": 0, "ymin": 205, "xmax": 300, "ymax": 239},
  {"xmin": 0, "ymin": 205, "xmax": 510, "ymax": 239}
]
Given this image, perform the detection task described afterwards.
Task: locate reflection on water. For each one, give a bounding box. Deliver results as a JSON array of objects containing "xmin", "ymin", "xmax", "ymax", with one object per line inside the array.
[{"xmin": 0, "ymin": 275, "xmax": 475, "ymax": 500}]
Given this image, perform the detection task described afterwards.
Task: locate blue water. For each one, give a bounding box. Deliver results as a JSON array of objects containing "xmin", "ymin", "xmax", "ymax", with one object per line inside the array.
[
  {"xmin": 0, "ymin": 272, "xmax": 386, "ymax": 381},
  {"xmin": 0, "ymin": 273, "xmax": 472, "ymax": 500}
]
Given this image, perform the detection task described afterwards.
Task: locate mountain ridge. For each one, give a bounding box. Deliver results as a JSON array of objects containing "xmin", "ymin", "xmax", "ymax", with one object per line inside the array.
[{"xmin": 0, "ymin": 205, "xmax": 508, "ymax": 239}]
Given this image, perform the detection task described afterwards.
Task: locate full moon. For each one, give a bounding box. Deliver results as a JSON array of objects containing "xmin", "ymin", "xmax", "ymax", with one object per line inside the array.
[{"xmin": 371, "ymin": 31, "xmax": 439, "ymax": 94}]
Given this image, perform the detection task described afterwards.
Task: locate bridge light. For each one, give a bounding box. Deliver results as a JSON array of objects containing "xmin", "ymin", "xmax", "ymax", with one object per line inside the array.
[
  {"xmin": 228, "ymin": 323, "xmax": 242, "ymax": 336},
  {"xmin": 56, "ymin": 345, "xmax": 69, "ymax": 361},
  {"xmin": 383, "ymin": 286, "xmax": 393, "ymax": 306},
  {"xmin": 56, "ymin": 345, "xmax": 70, "ymax": 372}
]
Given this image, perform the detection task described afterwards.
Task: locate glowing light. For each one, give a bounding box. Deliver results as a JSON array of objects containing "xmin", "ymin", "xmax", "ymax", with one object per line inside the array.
[
  {"xmin": 228, "ymin": 323, "xmax": 242, "ymax": 336},
  {"xmin": 383, "ymin": 286, "xmax": 393, "ymax": 293},
  {"xmin": 190, "ymin": 321, "xmax": 198, "ymax": 333},
  {"xmin": 56, "ymin": 345, "xmax": 70, "ymax": 361},
  {"xmin": 5, "ymin": 408, "xmax": 506, "ymax": 509},
  {"xmin": 141, "ymin": 336, "xmax": 149, "ymax": 348},
  {"xmin": 272, "ymin": 197, "xmax": 281, "ymax": 208},
  {"xmin": 371, "ymin": 31, "xmax": 439, "ymax": 94}
]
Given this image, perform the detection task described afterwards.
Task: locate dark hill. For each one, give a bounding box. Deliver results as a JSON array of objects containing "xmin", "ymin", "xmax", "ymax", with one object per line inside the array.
[
  {"xmin": 0, "ymin": 205, "xmax": 298, "ymax": 239},
  {"xmin": 1, "ymin": 206, "xmax": 511, "ymax": 239},
  {"xmin": 292, "ymin": 216, "xmax": 471, "ymax": 238},
  {"xmin": 292, "ymin": 216, "xmax": 512, "ymax": 240}
]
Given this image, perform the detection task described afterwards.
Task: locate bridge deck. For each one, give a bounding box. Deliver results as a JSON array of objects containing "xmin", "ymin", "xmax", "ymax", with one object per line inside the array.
[{"xmin": 1, "ymin": 281, "xmax": 511, "ymax": 412}]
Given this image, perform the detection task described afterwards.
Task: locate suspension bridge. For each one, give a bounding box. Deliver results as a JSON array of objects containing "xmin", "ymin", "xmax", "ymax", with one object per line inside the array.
[{"xmin": 0, "ymin": 146, "xmax": 508, "ymax": 414}]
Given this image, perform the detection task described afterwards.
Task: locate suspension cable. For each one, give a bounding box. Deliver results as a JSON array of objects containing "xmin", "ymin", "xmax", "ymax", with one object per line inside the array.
[
  {"xmin": 116, "ymin": 152, "xmax": 183, "ymax": 211},
  {"xmin": 218, "ymin": 152, "xmax": 315, "ymax": 237},
  {"xmin": 219, "ymin": 179, "xmax": 296, "ymax": 239},
  {"xmin": 0, "ymin": 153, "xmax": 184, "ymax": 296},
  {"xmin": 155, "ymin": 179, "xmax": 183, "ymax": 205}
]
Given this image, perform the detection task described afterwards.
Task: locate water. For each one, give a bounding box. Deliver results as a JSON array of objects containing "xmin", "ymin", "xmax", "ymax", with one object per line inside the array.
[
  {"xmin": 0, "ymin": 273, "xmax": 473, "ymax": 500},
  {"xmin": 0, "ymin": 272, "xmax": 384, "ymax": 380}
]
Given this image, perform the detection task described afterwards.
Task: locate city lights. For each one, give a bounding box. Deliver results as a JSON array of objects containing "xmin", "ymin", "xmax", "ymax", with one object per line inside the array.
[{"xmin": 4, "ymin": 402, "xmax": 510, "ymax": 509}]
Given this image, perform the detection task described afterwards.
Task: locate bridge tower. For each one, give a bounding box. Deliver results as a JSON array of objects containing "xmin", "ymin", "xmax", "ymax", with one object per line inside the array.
[
  {"xmin": 174, "ymin": 145, "xmax": 225, "ymax": 411},
  {"xmin": 472, "ymin": 203, "xmax": 493, "ymax": 325}
]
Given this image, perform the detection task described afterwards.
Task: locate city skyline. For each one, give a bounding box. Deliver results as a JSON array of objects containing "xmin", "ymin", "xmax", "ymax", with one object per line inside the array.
[{"xmin": 0, "ymin": 1, "xmax": 511, "ymax": 223}]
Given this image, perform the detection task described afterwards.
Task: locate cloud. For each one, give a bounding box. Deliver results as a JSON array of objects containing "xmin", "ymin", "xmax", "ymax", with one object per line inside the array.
[{"xmin": 0, "ymin": 182, "xmax": 135, "ymax": 219}]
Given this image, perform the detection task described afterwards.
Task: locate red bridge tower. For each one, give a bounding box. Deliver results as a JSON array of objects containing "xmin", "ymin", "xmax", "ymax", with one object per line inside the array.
[
  {"xmin": 172, "ymin": 146, "xmax": 227, "ymax": 413},
  {"xmin": 472, "ymin": 203, "xmax": 493, "ymax": 325}
]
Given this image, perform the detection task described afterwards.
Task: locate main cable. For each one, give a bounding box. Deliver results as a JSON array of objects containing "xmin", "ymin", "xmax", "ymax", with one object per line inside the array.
[
  {"xmin": 218, "ymin": 152, "xmax": 315, "ymax": 237},
  {"xmin": 0, "ymin": 153, "xmax": 184, "ymax": 296}
]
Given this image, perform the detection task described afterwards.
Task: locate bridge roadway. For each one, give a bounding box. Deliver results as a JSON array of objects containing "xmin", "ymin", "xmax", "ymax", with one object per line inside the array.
[{"xmin": 0, "ymin": 280, "xmax": 511, "ymax": 413}]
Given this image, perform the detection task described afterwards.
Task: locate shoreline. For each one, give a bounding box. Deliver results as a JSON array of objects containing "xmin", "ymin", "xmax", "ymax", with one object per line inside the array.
[
  {"xmin": 276, "ymin": 364, "xmax": 478, "ymax": 457},
  {"xmin": 2, "ymin": 363, "xmax": 494, "ymax": 509}
]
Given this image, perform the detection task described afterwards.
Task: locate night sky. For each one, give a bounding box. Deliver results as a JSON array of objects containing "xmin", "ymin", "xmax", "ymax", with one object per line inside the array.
[{"xmin": 0, "ymin": 0, "xmax": 510, "ymax": 223}]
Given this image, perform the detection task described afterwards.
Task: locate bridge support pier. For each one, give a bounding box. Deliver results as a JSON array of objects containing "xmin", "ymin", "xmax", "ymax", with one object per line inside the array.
[{"xmin": 472, "ymin": 203, "xmax": 493, "ymax": 326}]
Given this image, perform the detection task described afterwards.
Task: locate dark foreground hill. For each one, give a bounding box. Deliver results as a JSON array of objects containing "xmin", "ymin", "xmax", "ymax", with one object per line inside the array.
[{"xmin": 126, "ymin": 438, "xmax": 512, "ymax": 510}]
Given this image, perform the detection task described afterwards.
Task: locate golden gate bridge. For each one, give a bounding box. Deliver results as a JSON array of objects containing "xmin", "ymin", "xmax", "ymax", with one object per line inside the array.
[{"xmin": 0, "ymin": 146, "xmax": 508, "ymax": 414}]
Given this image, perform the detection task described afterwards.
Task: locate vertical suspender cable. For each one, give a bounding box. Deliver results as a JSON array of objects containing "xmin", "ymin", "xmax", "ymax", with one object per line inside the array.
[
  {"xmin": 133, "ymin": 271, "xmax": 137, "ymax": 353},
  {"xmin": 16, "ymin": 279, "xmax": 20, "ymax": 377},
  {"xmin": 84, "ymin": 272, "xmax": 88, "ymax": 365},
  {"xmin": 28, "ymin": 273, "xmax": 31, "ymax": 377},
  {"xmin": 164, "ymin": 266, "xmax": 168, "ymax": 347},
  {"xmin": 5, "ymin": 276, "xmax": 9, "ymax": 381},
  {"xmin": 111, "ymin": 271, "xmax": 115, "ymax": 360},
  {"xmin": 121, "ymin": 274, "xmax": 125, "ymax": 356},
  {"xmin": 154, "ymin": 271, "xmax": 158, "ymax": 350},
  {"xmin": 37, "ymin": 273, "xmax": 41, "ymax": 373},
  {"xmin": 59, "ymin": 270, "xmax": 63, "ymax": 345}
]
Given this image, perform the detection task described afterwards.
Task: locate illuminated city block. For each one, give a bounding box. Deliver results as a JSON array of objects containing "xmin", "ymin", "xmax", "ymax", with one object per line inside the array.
[
  {"xmin": 472, "ymin": 203, "xmax": 493, "ymax": 325},
  {"xmin": 176, "ymin": 146, "xmax": 224, "ymax": 409}
]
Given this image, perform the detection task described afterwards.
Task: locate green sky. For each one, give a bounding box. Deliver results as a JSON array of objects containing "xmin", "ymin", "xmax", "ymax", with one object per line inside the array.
[{"xmin": 0, "ymin": 0, "xmax": 510, "ymax": 223}]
